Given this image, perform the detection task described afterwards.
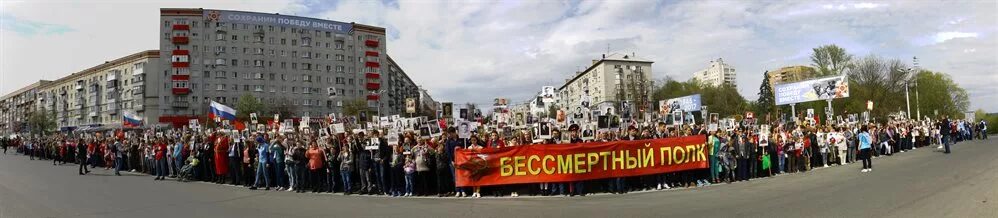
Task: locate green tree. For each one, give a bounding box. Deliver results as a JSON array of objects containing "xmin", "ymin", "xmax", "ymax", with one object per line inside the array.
[
  {"xmin": 266, "ymin": 98, "xmax": 296, "ymax": 119},
  {"xmin": 26, "ymin": 110, "xmax": 57, "ymax": 136},
  {"xmin": 913, "ymin": 70, "xmax": 969, "ymax": 119},
  {"xmin": 342, "ymin": 98, "xmax": 370, "ymax": 117},
  {"xmin": 811, "ymin": 44, "xmax": 853, "ymax": 76},
  {"xmin": 235, "ymin": 93, "xmax": 266, "ymax": 121},
  {"xmin": 651, "ymin": 78, "xmax": 748, "ymax": 118},
  {"xmin": 755, "ymin": 71, "xmax": 775, "ymax": 116}
]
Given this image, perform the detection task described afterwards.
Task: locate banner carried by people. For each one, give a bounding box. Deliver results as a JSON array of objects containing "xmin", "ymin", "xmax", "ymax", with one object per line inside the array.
[
  {"xmin": 454, "ymin": 135, "xmax": 708, "ymax": 187},
  {"xmin": 774, "ymin": 76, "xmax": 850, "ymax": 105}
]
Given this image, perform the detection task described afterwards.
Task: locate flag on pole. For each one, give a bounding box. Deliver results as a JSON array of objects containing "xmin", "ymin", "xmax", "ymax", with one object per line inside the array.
[
  {"xmin": 209, "ymin": 101, "xmax": 238, "ymax": 121},
  {"xmin": 123, "ymin": 110, "xmax": 143, "ymax": 127}
]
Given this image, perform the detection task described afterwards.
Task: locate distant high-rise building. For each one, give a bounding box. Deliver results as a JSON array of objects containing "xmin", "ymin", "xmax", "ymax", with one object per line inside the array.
[{"xmin": 692, "ymin": 58, "xmax": 736, "ymax": 88}]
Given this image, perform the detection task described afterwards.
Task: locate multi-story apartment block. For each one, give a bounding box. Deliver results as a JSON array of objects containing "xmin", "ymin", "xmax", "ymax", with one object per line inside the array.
[
  {"xmin": 692, "ymin": 58, "xmax": 737, "ymax": 88},
  {"xmin": 0, "ymin": 81, "xmax": 49, "ymax": 136},
  {"xmin": 158, "ymin": 8, "xmax": 420, "ymax": 126},
  {"xmin": 36, "ymin": 51, "xmax": 162, "ymax": 131},
  {"xmin": 558, "ymin": 53, "xmax": 653, "ymax": 116}
]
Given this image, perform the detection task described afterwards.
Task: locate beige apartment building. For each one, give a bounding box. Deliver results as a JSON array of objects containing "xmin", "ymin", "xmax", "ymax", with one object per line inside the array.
[
  {"xmin": 558, "ymin": 53, "xmax": 654, "ymax": 115},
  {"xmin": 35, "ymin": 50, "xmax": 162, "ymax": 131}
]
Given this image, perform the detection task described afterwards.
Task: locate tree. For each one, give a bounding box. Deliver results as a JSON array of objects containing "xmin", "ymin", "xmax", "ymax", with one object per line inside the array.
[
  {"xmin": 267, "ymin": 98, "xmax": 296, "ymax": 118},
  {"xmin": 235, "ymin": 93, "xmax": 266, "ymax": 121},
  {"xmin": 843, "ymin": 55, "xmax": 912, "ymax": 119},
  {"xmin": 651, "ymin": 78, "xmax": 748, "ymax": 118},
  {"xmin": 26, "ymin": 110, "xmax": 57, "ymax": 136},
  {"xmin": 811, "ymin": 44, "xmax": 853, "ymax": 76},
  {"xmin": 913, "ymin": 70, "xmax": 969, "ymax": 119},
  {"xmin": 755, "ymin": 71, "xmax": 775, "ymax": 115},
  {"xmin": 342, "ymin": 98, "xmax": 370, "ymax": 117},
  {"xmin": 548, "ymin": 105, "xmax": 559, "ymax": 119}
]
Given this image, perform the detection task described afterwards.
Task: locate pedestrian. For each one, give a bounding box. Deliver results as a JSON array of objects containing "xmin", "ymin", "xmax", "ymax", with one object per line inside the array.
[
  {"xmin": 214, "ymin": 134, "xmax": 230, "ymax": 184},
  {"xmin": 404, "ymin": 154, "xmax": 416, "ymax": 197},
  {"xmin": 339, "ymin": 145, "xmax": 354, "ymax": 195},
  {"xmin": 77, "ymin": 139, "xmax": 89, "ymax": 175},
  {"xmin": 250, "ymin": 136, "xmax": 271, "ymax": 190},
  {"xmin": 858, "ymin": 125, "xmax": 873, "ymax": 173},
  {"xmin": 155, "ymin": 139, "xmax": 168, "ymax": 180},
  {"xmin": 306, "ymin": 141, "xmax": 325, "ymax": 193}
]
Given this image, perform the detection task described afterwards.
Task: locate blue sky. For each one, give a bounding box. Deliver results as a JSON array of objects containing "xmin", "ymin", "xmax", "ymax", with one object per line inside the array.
[{"xmin": 2, "ymin": 0, "xmax": 996, "ymax": 111}]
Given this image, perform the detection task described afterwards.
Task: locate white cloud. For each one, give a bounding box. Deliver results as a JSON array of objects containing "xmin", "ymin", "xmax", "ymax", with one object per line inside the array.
[{"xmin": 933, "ymin": 31, "xmax": 979, "ymax": 43}]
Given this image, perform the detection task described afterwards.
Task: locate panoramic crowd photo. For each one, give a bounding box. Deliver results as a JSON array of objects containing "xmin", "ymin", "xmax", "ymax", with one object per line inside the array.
[{"xmin": 1, "ymin": 1, "xmax": 996, "ymax": 217}]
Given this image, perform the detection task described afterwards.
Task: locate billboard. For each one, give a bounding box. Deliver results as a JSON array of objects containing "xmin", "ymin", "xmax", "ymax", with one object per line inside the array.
[
  {"xmin": 659, "ymin": 94, "xmax": 702, "ymax": 115},
  {"xmin": 774, "ymin": 76, "xmax": 850, "ymax": 105},
  {"xmin": 204, "ymin": 10, "xmax": 352, "ymax": 34}
]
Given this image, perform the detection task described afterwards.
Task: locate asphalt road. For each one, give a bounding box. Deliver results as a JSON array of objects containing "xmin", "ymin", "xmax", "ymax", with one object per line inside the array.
[{"xmin": 1, "ymin": 137, "xmax": 996, "ymax": 218}]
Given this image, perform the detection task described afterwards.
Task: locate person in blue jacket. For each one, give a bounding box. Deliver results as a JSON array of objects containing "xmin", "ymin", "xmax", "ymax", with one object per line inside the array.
[
  {"xmin": 250, "ymin": 136, "xmax": 271, "ymax": 190},
  {"xmin": 858, "ymin": 125, "xmax": 873, "ymax": 173}
]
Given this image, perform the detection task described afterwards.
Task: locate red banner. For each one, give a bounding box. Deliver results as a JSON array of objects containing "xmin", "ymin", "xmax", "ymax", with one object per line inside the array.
[{"xmin": 455, "ymin": 135, "xmax": 709, "ymax": 187}]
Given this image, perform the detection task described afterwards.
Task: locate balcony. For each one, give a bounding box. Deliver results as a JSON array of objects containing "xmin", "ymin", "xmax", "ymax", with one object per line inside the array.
[
  {"xmin": 171, "ymin": 74, "xmax": 190, "ymax": 81},
  {"xmin": 365, "ymin": 61, "xmax": 380, "ymax": 68},
  {"xmin": 366, "ymin": 82, "xmax": 380, "ymax": 90},
  {"xmin": 172, "ymin": 36, "xmax": 189, "ymax": 44},
  {"xmin": 365, "ymin": 72, "xmax": 380, "ymax": 79},
  {"xmin": 171, "ymin": 87, "xmax": 190, "ymax": 95},
  {"xmin": 367, "ymin": 94, "xmax": 380, "ymax": 101},
  {"xmin": 365, "ymin": 51, "xmax": 379, "ymax": 57},
  {"xmin": 170, "ymin": 100, "xmax": 190, "ymax": 108},
  {"xmin": 172, "ymin": 24, "xmax": 190, "ymax": 31},
  {"xmin": 365, "ymin": 39, "xmax": 379, "ymax": 47}
]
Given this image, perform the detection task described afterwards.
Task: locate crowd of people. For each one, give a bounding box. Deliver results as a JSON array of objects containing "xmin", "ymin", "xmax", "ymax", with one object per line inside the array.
[{"xmin": 0, "ymin": 115, "xmax": 989, "ymax": 198}]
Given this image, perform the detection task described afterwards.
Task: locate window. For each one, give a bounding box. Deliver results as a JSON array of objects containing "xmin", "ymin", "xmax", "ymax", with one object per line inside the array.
[
  {"xmin": 215, "ymin": 59, "xmax": 225, "ymax": 65},
  {"xmin": 215, "ymin": 71, "xmax": 226, "ymax": 78},
  {"xmin": 231, "ymin": 35, "xmax": 238, "ymax": 41},
  {"xmin": 231, "ymin": 59, "xmax": 238, "ymax": 66},
  {"xmin": 336, "ymin": 54, "xmax": 345, "ymax": 61},
  {"xmin": 232, "ymin": 72, "xmax": 238, "ymax": 78},
  {"xmin": 335, "ymin": 66, "xmax": 345, "ymax": 73},
  {"xmin": 281, "ymin": 38, "xmax": 286, "ymax": 45},
  {"xmin": 335, "ymin": 41, "xmax": 344, "ymax": 49},
  {"xmin": 216, "ymin": 84, "xmax": 225, "ymax": 91}
]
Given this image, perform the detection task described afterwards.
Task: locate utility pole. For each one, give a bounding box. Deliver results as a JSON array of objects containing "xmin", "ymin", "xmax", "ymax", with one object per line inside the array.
[
  {"xmin": 913, "ymin": 56, "xmax": 921, "ymax": 120},
  {"xmin": 905, "ymin": 68, "xmax": 912, "ymax": 120}
]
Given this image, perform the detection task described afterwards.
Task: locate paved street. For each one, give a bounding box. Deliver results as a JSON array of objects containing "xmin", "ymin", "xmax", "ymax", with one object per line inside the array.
[{"xmin": 1, "ymin": 138, "xmax": 996, "ymax": 218}]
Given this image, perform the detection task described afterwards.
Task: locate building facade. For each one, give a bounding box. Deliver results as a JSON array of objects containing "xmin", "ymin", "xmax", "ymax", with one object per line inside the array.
[
  {"xmin": 692, "ymin": 58, "xmax": 737, "ymax": 88},
  {"xmin": 382, "ymin": 55, "xmax": 422, "ymax": 116},
  {"xmin": 36, "ymin": 51, "xmax": 162, "ymax": 131},
  {"xmin": 558, "ymin": 53, "xmax": 653, "ymax": 115},
  {"xmin": 158, "ymin": 8, "xmax": 408, "ymax": 126},
  {"xmin": 767, "ymin": 65, "xmax": 817, "ymax": 88},
  {"xmin": 0, "ymin": 81, "xmax": 50, "ymax": 136}
]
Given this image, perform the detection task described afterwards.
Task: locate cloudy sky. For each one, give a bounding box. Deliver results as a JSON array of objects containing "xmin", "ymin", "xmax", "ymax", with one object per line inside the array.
[{"xmin": 3, "ymin": 0, "xmax": 996, "ymax": 111}]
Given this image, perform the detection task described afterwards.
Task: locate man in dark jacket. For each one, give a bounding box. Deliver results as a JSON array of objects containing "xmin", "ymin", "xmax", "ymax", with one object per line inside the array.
[
  {"xmin": 356, "ymin": 134, "xmax": 373, "ymax": 194},
  {"xmin": 375, "ymin": 131, "xmax": 391, "ymax": 195},
  {"xmin": 77, "ymin": 139, "xmax": 90, "ymax": 175},
  {"xmin": 940, "ymin": 117, "xmax": 952, "ymax": 154}
]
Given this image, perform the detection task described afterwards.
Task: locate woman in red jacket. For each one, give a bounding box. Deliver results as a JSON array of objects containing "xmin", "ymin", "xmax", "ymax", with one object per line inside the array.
[
  {"xmin": 306, "ymin": 141, "xmax": 325, "ymax": 193},
  {"xmin": 214, "ymin": 135, "xmax": 230, "ymax": 184},
  {"xmin": 154, "ymin": 139, "xmax": 168, "ymax": 180}
]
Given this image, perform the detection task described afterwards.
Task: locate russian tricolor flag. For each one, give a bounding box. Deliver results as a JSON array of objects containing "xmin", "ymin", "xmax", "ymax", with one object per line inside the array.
[
  {"xmin": 209, "ymin": 101, "xmax": 238, "ymax": 121},
  {"xmin": 123, "ymin": 110, "xmax": 142, "ymax": 127}
]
